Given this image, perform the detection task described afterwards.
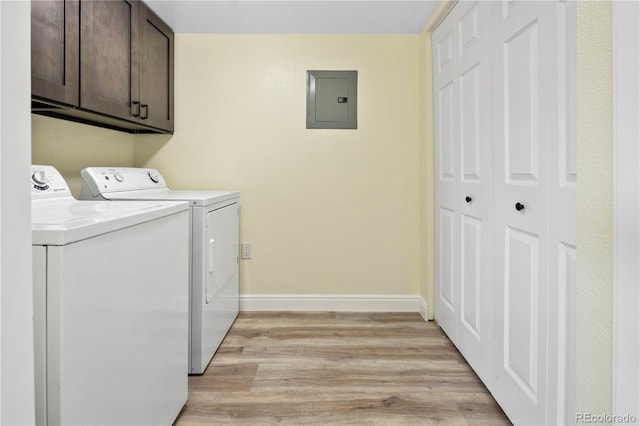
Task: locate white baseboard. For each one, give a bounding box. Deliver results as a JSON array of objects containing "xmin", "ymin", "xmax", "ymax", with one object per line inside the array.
[
  {"xmin": 239, "ymin": 294, "xmax": 430, "ymax": 321},
  {"xmin": 417, "ymin": 297, "xmax": 430, "ymax": 321}
]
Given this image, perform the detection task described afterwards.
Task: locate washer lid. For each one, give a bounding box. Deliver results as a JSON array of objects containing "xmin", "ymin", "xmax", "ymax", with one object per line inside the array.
[
  {"xmin": 99, "ymin": 189, "xmax": 239, "ymax": 207},
  {"xmin": 32, "ymin": 198, "xmax": 189, "ymax": 246}
]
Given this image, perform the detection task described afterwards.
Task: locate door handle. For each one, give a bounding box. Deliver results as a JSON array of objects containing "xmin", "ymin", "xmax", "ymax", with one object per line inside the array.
[
  {"xmin": 515, "ymin": 202, "xmax": 525, "ymax": 212},
  {"xmin": 131, "ymin": 101, "xmax": 140, "ymax": 117},
  {"xmin": 465, "ymin": 196, "xmax": 472, "ymax": 203},
  {"xmin": 208, "ymin": 238, "xmax": 215, "ymax": 273},
  {"xmin": 140, "ymin": 104, "xmax": 148, "ymax": 120}
]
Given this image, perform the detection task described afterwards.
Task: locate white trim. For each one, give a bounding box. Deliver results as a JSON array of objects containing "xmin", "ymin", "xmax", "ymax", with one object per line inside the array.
[
  {"xmin": 417, "ymin": 297, "xmax": 430, "ymax": 322},
  {"xmin": 613, "ymin": 1, "xmax": 640, "ymax": 424},
  {"xmin": 422, "ymin": 0, "xmax": 457, "ymax": 33},
  {"xmin": 240, "ymin": 294, "xmax": 430, "ymax": 320},
  {"xmin": 0, "ymin": 1, "xmax": 35, "ymax": 423}
]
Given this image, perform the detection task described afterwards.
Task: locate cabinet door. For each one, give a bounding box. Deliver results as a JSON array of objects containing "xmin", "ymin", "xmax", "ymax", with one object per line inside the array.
[
  {"xmin": 31, "ymin": 0, "xmax": 79, "ymax": 106},
  {"xmin": 80, "ymin": 0, "xmax": 139, "ymax": 122},
  {"xmin": 139, "ymin": 3, "xmax": 174, "ymax": 132}
]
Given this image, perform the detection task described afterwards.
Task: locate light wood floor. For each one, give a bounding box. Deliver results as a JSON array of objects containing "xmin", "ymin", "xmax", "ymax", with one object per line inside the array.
[{"xmin": 175, "ymin": 312, "xmax": 510, "ymax": 425}]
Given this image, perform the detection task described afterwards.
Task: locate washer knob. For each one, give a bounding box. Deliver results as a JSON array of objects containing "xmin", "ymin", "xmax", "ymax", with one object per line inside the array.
[
  {"xmin": 32, "ymin": 170, "xmax": 49, "ymax": 186},
  {"xmin": 114, "ymin": 172, "xmax": 124, "ymax": 182},
  {"xmin": 148, "ymin": 171, "xmax": 160, "ymax": 183}
]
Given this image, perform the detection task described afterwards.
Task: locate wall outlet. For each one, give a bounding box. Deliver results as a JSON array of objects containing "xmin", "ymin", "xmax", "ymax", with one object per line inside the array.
[{"xmin": 241, "ymin": 243, "xmax": 252, "ymax": 259}]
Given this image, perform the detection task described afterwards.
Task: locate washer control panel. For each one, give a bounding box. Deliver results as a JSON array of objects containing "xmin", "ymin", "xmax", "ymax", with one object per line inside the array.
[
  {"xmin": 31, "ymin": 165, "xmax": 72, "ymax": 198},
  {"xmin": 80, "ymin": 167, "xmax": 168, "ymax": 197}
]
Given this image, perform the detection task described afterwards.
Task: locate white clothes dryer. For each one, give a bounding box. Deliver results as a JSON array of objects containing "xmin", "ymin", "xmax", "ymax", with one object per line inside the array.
[
  {"xmin": 31, "ymin": 165, "xmax": 190, "ymax": 425},
  {"xmin": 80, "ymin": 167, "xmax": 240, "ymax": 375}
]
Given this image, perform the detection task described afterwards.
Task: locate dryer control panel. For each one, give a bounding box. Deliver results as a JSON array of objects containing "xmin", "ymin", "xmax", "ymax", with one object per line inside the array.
[
  {"xmin": 31, "ymin": 165, "xmax": 72, "ymax": 198},
  {"xmin": 81, "ymin": 167, "xmax": 168, "ymax": 198}
]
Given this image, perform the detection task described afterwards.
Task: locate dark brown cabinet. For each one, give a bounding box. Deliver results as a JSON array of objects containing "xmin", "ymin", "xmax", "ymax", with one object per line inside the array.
[
  {"xmin": 31, "ymin": 0, "xmax": 80, "ymax": 107},
  {"xmin": 31, "ymin": 0, "xmax": 174, "ymax": 134},
  {"xmin": 138, "ymin": 4, "xmax": 174, "ymax": 131}
]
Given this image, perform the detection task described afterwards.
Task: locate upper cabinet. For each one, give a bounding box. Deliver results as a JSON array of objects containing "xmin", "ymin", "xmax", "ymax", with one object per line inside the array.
[
  {"xmin": 138, "ymin": 5, "xmax": 174, "ymax": 131},
  {"xmin": 31, "ymin": 0, "xmax": 174, "ymax": 134},
  {"xmin": 31, "ymin": 0, "xmax": 80, "ymax": 107}
]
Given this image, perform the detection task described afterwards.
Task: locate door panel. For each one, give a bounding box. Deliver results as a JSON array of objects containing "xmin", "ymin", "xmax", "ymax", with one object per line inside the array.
[
  {"xmin": 437, "ymin": 30, "xmax": 454, "ymax": 74},
  {"xmin": 504, "ymin": 227, "xmax": 540, "ymax": 401},
  {"xmin": 460, "ymin": 64, "xmax": 481, "ymax": 182},
  {"xmin": 80, "ymin": 0, "xmax": 139, "ymax": 121},
  {"xmin": 438, "ymin": 208, "xmax": 456, "ymax": 313},
  {"xmin": 206, "ymin": 204, "xmax": 240, "ymax": 304},
  {"xmin": 456, "ymin": 0, "xmax": 493, "ymax": 386},
  {"xmin": 203, "ymin": 203, "xmax": 240, "ymax": 368},
  {"xmin": 31, "ymin": 0, "xmax": 79, "ymax": 106},
  {"xmin": 433, "ymin": 12, "xmax": 460, "ymax": 345},
  {"xmin": 491, "ymin": 2, "xmax": 561, "ymax": 424},
  {"xmin": 458, "ymin": 3, "xmax": 479, "ymax": 55},
  {"xmin": 433, "ymin": 0, "xmax": 493, "ymax": 387},
  {"xmin": 460, "ymin": 214, "xmax": 481, "ymax": 338},
  {"xmin": 504, "ymin": 20, "xmax": 539, "ymax": 182},
  {"xmin": 546, "ymin": 3, "xmax": 577, "ymax": 423},
  {"xmin": 139, "ymin": 3, "xmax": 174, "ymax": 131},
  {"xmin": 438, "ymin": 83, "xmax": 456, "ymax": 181}
]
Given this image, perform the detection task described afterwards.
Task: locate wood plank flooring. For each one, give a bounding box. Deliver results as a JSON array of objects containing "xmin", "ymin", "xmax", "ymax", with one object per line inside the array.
[{"xmin": 175, "ymin": 312, "xmax": 510, "ymax": 425}]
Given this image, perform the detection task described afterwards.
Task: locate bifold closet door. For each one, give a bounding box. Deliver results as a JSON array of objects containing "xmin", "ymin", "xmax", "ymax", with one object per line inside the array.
[
  {"xmin": 433, "ymin": 6, "xmax": 459, "ymax": 345},
  {"xmin": 490, "ymin": 1, "xmax": 574, "ymax": 424},
  {"xmin": 433, "ymin": 1, "xmax": 575, "ymax": 424},
  {"xmin": 432, "ymin": 0, "xmax": 493, "ymax": 386}
]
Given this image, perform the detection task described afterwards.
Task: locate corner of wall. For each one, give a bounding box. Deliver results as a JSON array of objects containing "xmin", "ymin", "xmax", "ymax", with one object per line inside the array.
[{"xmin": 418, "ymin": 31, "xmax": 435, "ymax": 320}]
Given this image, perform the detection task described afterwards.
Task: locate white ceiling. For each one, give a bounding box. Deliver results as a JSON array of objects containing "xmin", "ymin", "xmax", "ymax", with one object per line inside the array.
[{"xmin": 144, "ymin": 1, "xmax": 441, "ymax": 34}]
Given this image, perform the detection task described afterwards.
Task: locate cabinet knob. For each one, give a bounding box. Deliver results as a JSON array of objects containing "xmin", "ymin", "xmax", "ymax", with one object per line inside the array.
[
  {"xmin": 515, "ymin": 202, "xmax": 525, "ymax": 212},
  {"xmin": 465, "ymin": 196, "xmax": 472, "ymax": 203},
  {"xmin": 141, "ymin": 104, "xmax": 148, "ymax": 120}
]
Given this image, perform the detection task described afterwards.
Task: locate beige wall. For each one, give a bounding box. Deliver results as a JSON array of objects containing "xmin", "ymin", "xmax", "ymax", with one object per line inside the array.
[
  {"xmin": 134, "ymin": 34, "xmax": 423, "ymax": 298},
  {"xmin": 576, "ymin": 0, "xmax": 613, "ymax": 416},
  {"xmin": 31, "ymin": 115, "xmax": 135, "ymax": 196}
]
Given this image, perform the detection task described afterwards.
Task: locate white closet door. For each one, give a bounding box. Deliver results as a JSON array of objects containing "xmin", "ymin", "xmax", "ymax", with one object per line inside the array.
[
  {"xmin": 433, "ymin": 11, "xmax": 460, "ymax": 343},
  {"xmin": 455, "ymin": 0, "xmax": 493, "ymax": 386},
  {"xmin": 491, "ymin": 1, "xmax": 564, "ymax": 424},
  {"xmin": 546, "ymin": 2, "xmax": 576, "ymax": 423},
  {"xmin": 432, "ymin": 0, "xmax": 493, "ymax": 385}
]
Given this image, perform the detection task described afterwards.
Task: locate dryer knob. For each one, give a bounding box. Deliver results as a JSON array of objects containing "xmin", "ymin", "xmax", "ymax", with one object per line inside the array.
[
  {"xmin": 148, "ymin": 171, "xmax": 160, "ymax": 183},
  {"xmin": 32, "ymin": 170, "xmax": 49, "ymax": 186},
  {"xmin": 114, "ymin": 172, "xmax": 124, "ymax": 182}
]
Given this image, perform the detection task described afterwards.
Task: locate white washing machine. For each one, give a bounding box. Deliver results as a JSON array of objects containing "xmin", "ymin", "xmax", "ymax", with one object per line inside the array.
[
  {"xmin": 31, "ymin": 165, "xmax": 190, "ymax": 425},
  {"xmin": 80, "ymin": 167, "xmax": 240, "ymax": 375}
]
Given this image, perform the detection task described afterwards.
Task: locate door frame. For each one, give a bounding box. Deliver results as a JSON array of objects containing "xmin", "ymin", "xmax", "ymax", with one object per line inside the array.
[{"xmin": 613, "ymin": 2, "xmax": 640, "ymax": 423}]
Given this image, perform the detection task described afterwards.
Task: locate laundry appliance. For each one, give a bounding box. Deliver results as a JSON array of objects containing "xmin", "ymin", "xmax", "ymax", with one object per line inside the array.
[
  {"xmin": 31, "ymin": 165, "xmax": 189, "ymax": 425},
  {"xmin": 80, "ymin": 167, "xmax": 240, "ymax": 374}
]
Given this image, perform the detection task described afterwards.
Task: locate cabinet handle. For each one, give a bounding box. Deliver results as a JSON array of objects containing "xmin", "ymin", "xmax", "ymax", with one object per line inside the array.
[
  {"xmin": 141, "ymin": 104, "xmax": 148, "ymax": 120},
  {"xmin": 131, "ymin": 101, "xmax": 140, "ymax": 117},
  {"xmin": 515, "ymin": 202, "xmax": 525, "ymax": 212},
  {"xmin": 465, "ymin": 196, "xmax": 472, "ymax": 203}
]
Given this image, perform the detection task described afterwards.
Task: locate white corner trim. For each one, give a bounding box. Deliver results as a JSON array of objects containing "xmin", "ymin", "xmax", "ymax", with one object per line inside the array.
[
  {"xmin": 613, "ymin": 1, "xmax": 640, "ymax": 422},
  {"xmin": 422, "ymin": 0, "xmax": 458, "ymax": 33},
  {"xmin": 240, "ymin": 294, "xmax": 430, "ymax": 320}
]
